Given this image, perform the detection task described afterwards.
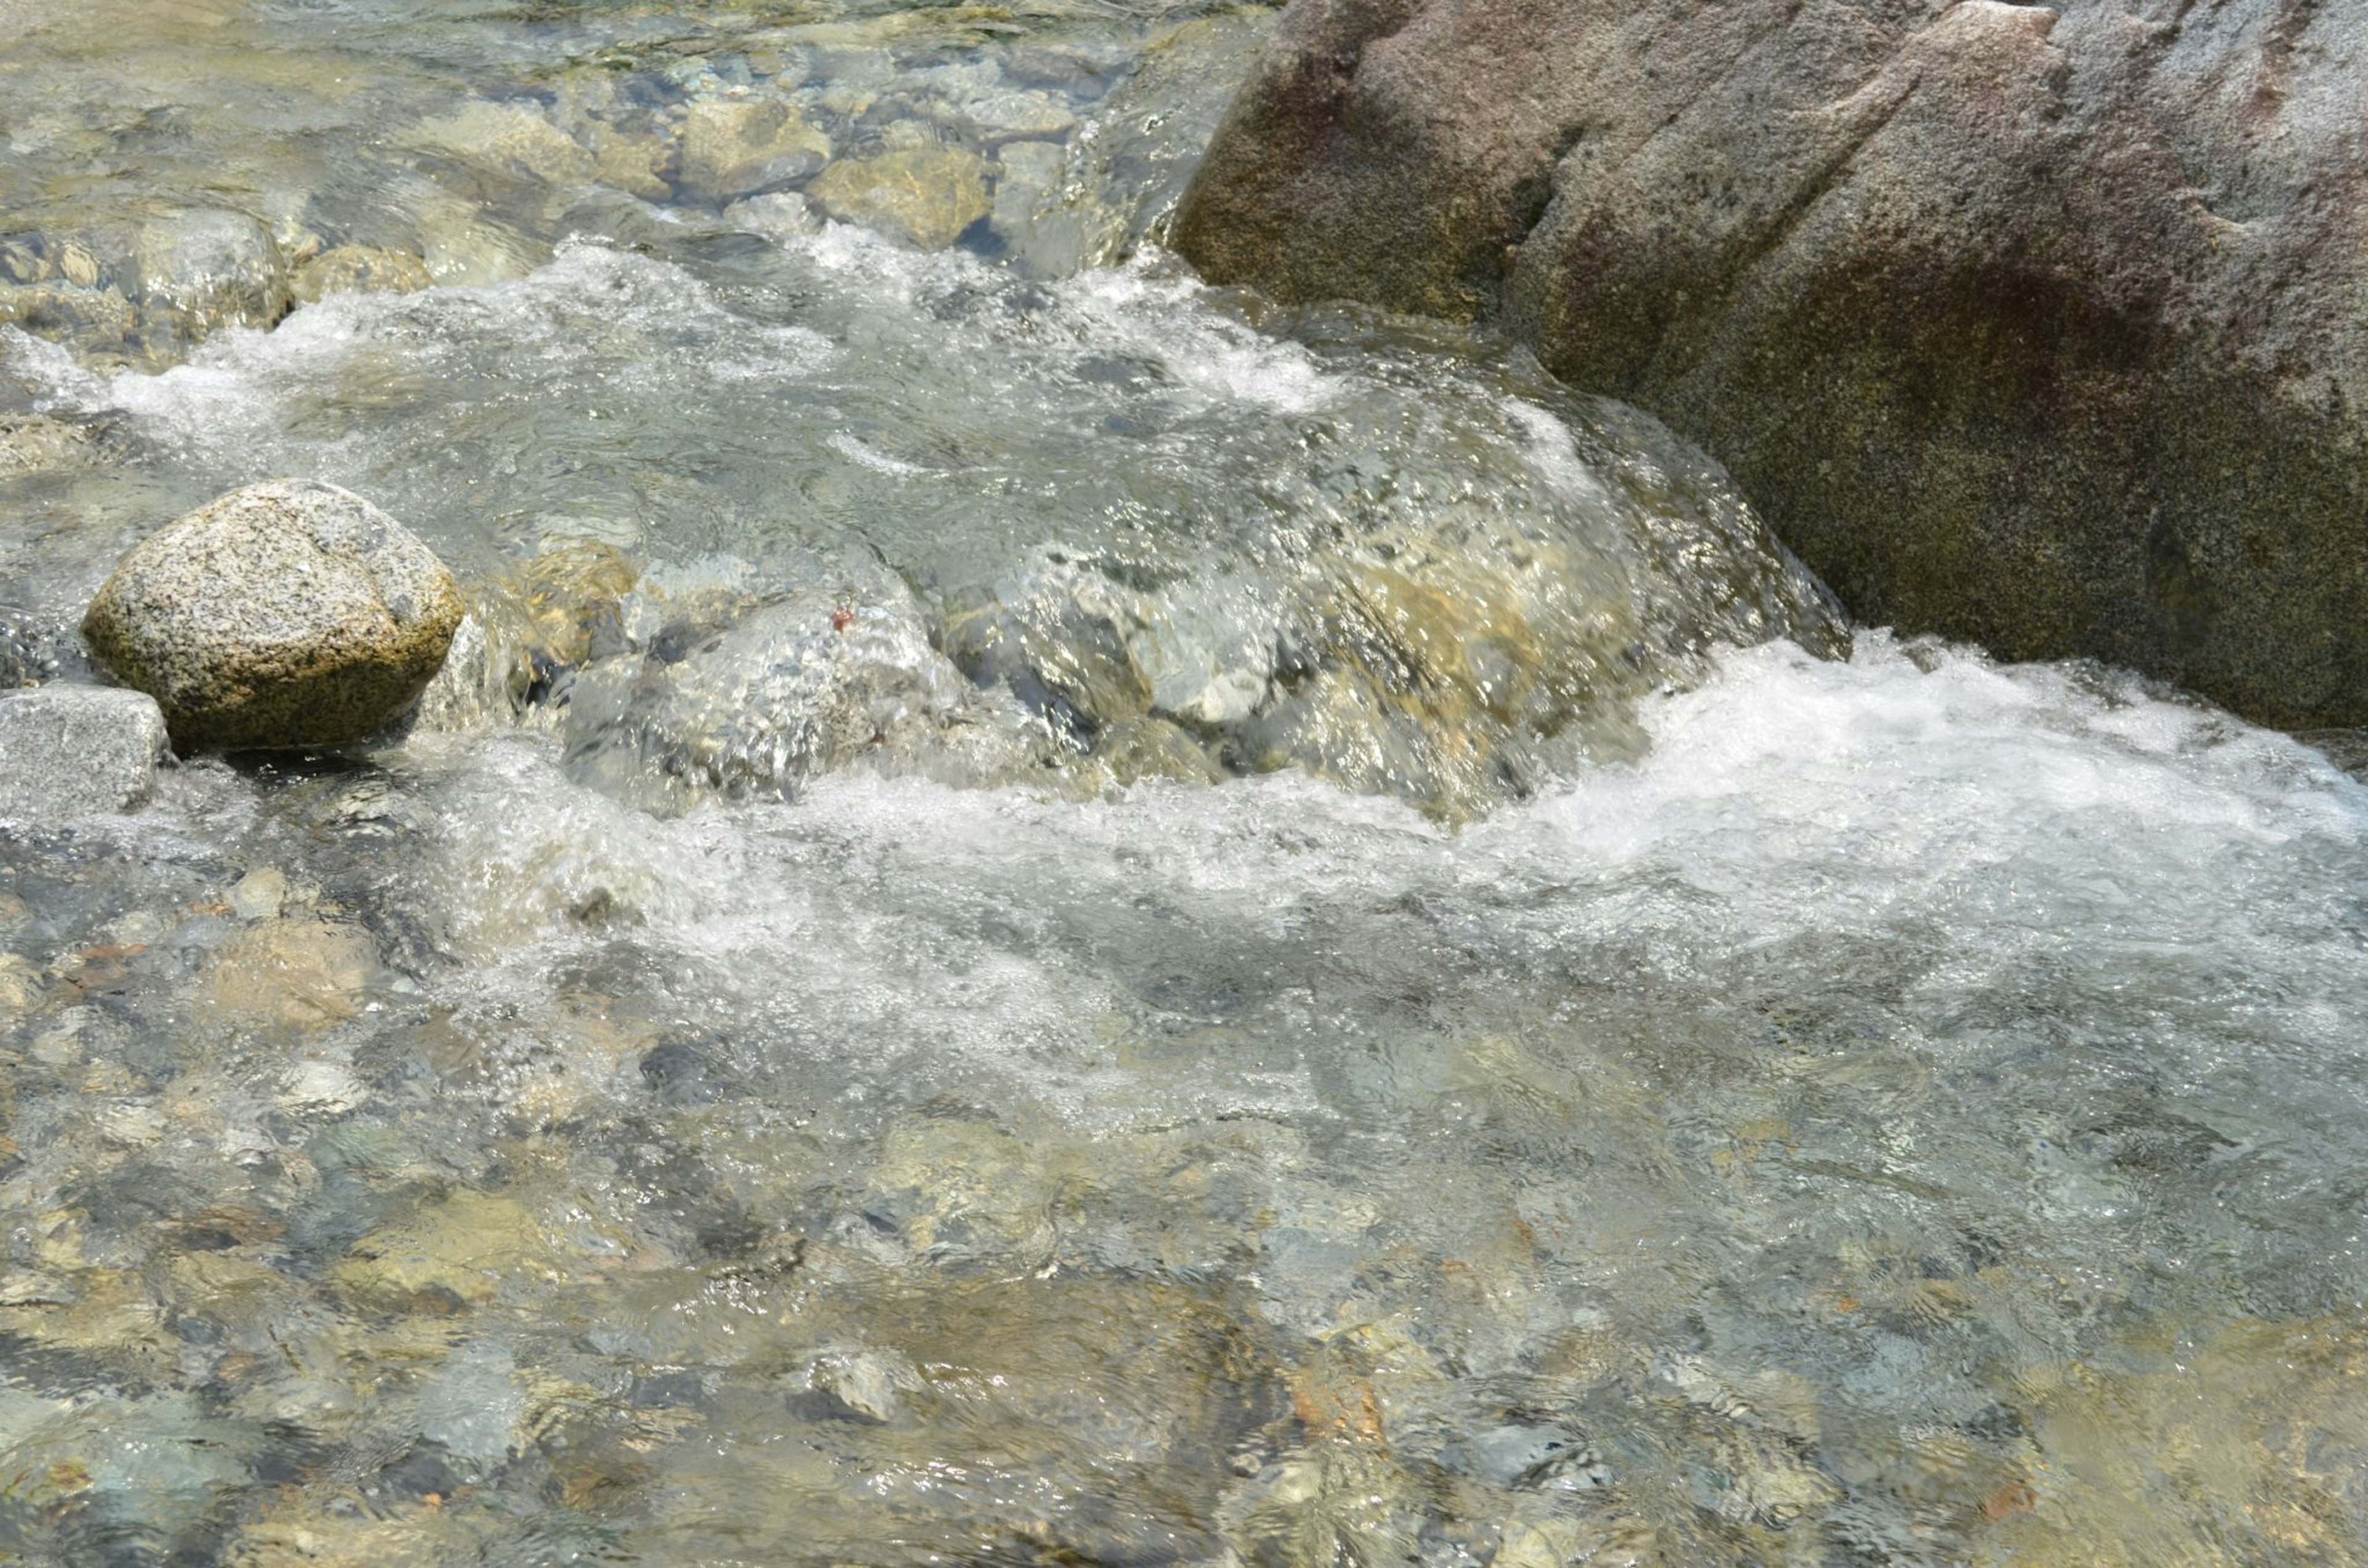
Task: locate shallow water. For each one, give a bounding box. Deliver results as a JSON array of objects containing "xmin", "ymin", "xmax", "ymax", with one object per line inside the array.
[{"xmin": 6, "ymin": 3, "xmax": 2368, "ymax": 1566}]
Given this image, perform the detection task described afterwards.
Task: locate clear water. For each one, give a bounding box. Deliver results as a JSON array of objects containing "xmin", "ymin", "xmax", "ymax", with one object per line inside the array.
[{"xmin": 5, "ymin": 3, "xmax": 2368, "ymax": 1566}]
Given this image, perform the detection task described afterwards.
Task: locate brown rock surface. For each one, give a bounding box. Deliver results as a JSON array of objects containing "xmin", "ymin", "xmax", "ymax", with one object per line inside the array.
[{"xmin": 1174, "ymin": 0, "xmax": 2368, "ymax": 724}]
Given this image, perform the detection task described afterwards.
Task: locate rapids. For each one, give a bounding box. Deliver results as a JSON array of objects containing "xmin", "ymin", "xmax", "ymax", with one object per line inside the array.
[{"xmin": 4, "ymin": 2, "xmax": 2367, "ymax": 1566}]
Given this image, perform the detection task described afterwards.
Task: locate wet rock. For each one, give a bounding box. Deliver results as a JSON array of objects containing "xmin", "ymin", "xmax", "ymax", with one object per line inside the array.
[
  {"xmin": 202, "ymin": 916, "xmax": 379, "ymax": 1031},
  {"xmin": 332, "ymin": 1189, "xmax": 563, "ymax": 1312},
  {"xmin": 934, "ymin": 87, "xmax": 1078, "ymax": 142},
  {"xmin": 0, "ymin": 953, "xmax": 42, "ymax": 1023},
  {"xmin": 289, "ymin": 244, "xmax": 432, "ymax": 305},
  {"xmin": 588, "ymin": 128, "xmax": 676, "ymax": 200},
  {"xmin": 523, "ymin": 540, "xmax": 639, "ymax": 670},
  {"xmin": 134, "ymin": 208, "xmax": 289, "ymax": 340},
  {"xmin": 0, "ymin": 686, "xmax": 170, "ymax": 821},
  {"xmin": 408, "ymin": 100, "xmax": 598, "ymax": 186},
  {"xmin": 808, "ymin": 146, "xmax": 990, "ymax": 250},
  {"xmin": 989, "ymin": 12, "xmax": 1272, "ymax": 277},
  {"xmin": 675, "ymin": 98, "xmax": 831, "ymax": 203},
  {"xmin": 858, "ymin": 1119, "xmax": 1061, "ymax": 1266},
  {"xmin": 1092, "ymin": 714, "xmax": 1223, "ymax": 787},
  {"xmin": 81, "ymin": 479, "xmax": 466, "ymax": 752},
  {"xmin": 941, "ymin": 396, "xmax": 1840, "ymax": 818},
  {"xmin": 559, "ymin": 573, "xmax": 1038, "ymax": 808},
  {"xmin": 0, "ymin": 412, "xmax": 104, "ymax": 474},
  {"xmin": 1175, "ymin": 0, "xmax": 2368, "ymax": 728},
  {"xmin": 406, "ymin": 606, "xmax": 533, "ymax": 733},
  {"xmin": 0, "ymin": 280, "xmax": 138, "ymax": 355},
  {"xmin": 390, "ymin": 175, "xmax": 551, "ymax": 287},
  {"xmin": 552, "ymin": 72, "xmax": 677, "ymax": 199},
  {"xmin": 229, "ymin": 867, "xmax": 289, "ymax": 921},
  {"xmin": 721, "ymin": 190, "xmax": 820, "ymax": 242}
]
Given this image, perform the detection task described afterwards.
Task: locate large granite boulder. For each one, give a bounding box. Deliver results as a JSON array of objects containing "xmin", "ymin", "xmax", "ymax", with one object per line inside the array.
[
  {"xmin": 83, "ymin": 480, "xmax": 465, "ymax": 752},
  {"xmin": 1173, "ymin": 0, "xmax": 2368, "ymax": 726}
]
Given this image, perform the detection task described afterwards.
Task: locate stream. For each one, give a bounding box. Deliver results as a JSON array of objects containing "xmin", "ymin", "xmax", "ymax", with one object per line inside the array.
[{"xmin": 4, "ymin": 1, "xmax": 2368, "ymax": 1565}]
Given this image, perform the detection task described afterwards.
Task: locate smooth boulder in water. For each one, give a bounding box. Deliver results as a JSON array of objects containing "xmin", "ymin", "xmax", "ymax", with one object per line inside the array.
[
  {"xmin": 0, "ymin": 686, "xmax": 170, "ymax": 819},
  {"xmin": 81, "ymin": 480, "xmax": 465, "ymax": 752}
]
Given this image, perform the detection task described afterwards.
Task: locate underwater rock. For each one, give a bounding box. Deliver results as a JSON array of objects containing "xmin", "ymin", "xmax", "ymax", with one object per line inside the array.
[
  {"xmin": 289, "ymin": 244, "xmax": 432, "ymax": 305},
  {"xmin": 1175, "ymin": 0, "xmax": 2368, "ymax": 727},
  {"xmin": 0, "ymin": 413, "xmax": 105, "ymax": 474},
  {"xmin": 940, "ymin": 390, "xmax": 1842, "ymax": 817},
  {"xmin": 134, "ymin": 208, "xmax": 289, "ymax": 341},
  {"xmin": 557, "ymin": 573, "xmax": 1046, "ymax": 808},
  {"xmin": 81, "ymin": 480, "xmax": 465, "ymax": 752},
  {"xmin": 0, "ymin": 279, "xmax": 138, "ymax": 356},
  {"xmin": 202, "ymin": 915, "xmax": 379, "ymax": 1032},
  {"xmin": 630, "ymin": 1267, "xmax": 1285, "ymax": 1564},
  {"xmin": 808, "ymin": 146, "xmax": 990, "ymax": 250},
  {"xmin": 408, "ymin": 100, "xmax": 599, "ymax": 186},
  {"xmin": 722, "ymin": 190, "xmax": 821, "ymax": 242},
  {"xmin": 332, "ymin": 1189, "xmax": 564, "ymax": 1313},
  {"xmin": 0, "ymin": 686, "xmax": 170, "ymax": 821},
  {"xmin": 675, "ymin": 99, "xmax": 831, "ymax": 203}
]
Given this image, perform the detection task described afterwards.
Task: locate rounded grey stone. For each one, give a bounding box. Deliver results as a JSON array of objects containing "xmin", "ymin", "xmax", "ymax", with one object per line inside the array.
[
  {"xmin": 81, "ymin": 480, "xmax": 465, "ymax": 752},
  {"xmin": 0, "ymin": 686, "xmax": 170, "ymax": 820}
]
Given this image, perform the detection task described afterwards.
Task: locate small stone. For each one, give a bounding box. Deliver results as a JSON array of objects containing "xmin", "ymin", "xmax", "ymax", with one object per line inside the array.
[
  {"xmin": 203, "ymin": 916, "xmax": 378, "ymax": 1031},
  {"xmin": 808, "ymin": 146, "xmax": 990, "ymax": 249},
  {"xmin": 332, "ymin": 1189, "xmax": 560, "ymax": 1311},
  {"xmin": 289, "ymin": 245, "xmax": 431, "ymax": 305},
  {"xmin": 408, "ymin": 101, "xmax": 598, "ymax": 186},
  {"xmin": 229, "ymin": 867, "xmax": 288, "ymax": 921},
  {"xmin": 721, "ymin": 190, "xmax": 820, "ymax": 242},
  {"xmin": 134, "ymin": 208, "xmax": 289, "ymax": 340},
  {"xmin": 0, "ymin": 280, "xmax": 139, "ymax": 350},
  {"xmin": 0, "ymin": 686, "xmax": 170, "ymax": 821},
  {"xmin": 56, "ymin": 242, "xmax": 100, "ymax": 289},
  {"xmin": 675, "ymin": 98, "xmax": 831, "ymax": 203},
  {"xmin": 524, "ymin": 541, "xmax": 639, "ymax": 669},
  {"xmin": 81, "ymin": 480, "xmax": 465, "ymax": 752},
  {"xmin": 0, "ymin": 413, "xmax": 102, "ymax": 474}
]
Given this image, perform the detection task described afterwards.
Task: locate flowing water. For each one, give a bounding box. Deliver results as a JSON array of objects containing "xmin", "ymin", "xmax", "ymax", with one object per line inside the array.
[{"xmin": 4, "ymin": 2, "xmax": 2368, "ymax": 1565}]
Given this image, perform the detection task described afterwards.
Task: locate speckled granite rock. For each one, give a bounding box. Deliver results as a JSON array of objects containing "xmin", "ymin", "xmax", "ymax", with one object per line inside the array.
[
  {"xmin": 81, "ymin": 480, "xmax": 464, "ymax": 752},
  {"xmin": 0, "ymin": 686, "xmax": 170, "ymax": 819}
]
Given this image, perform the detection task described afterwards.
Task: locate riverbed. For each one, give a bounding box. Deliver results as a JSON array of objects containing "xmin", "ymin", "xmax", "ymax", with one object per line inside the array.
[{"xmin": 4, "ymin": 2, "xmax": 2367, "ymax": 1565}]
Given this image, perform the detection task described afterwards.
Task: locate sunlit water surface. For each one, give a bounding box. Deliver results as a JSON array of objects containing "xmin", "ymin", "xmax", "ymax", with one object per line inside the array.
[{"xmin": 4, "ymin": 2, "xmax": 2368, "ymax": 1566}]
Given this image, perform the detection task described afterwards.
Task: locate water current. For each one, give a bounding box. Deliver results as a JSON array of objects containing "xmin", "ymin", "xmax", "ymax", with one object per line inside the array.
[{"xmin": 4, "ymin": 1, "xmax": 2368, "ymax": 1564}]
